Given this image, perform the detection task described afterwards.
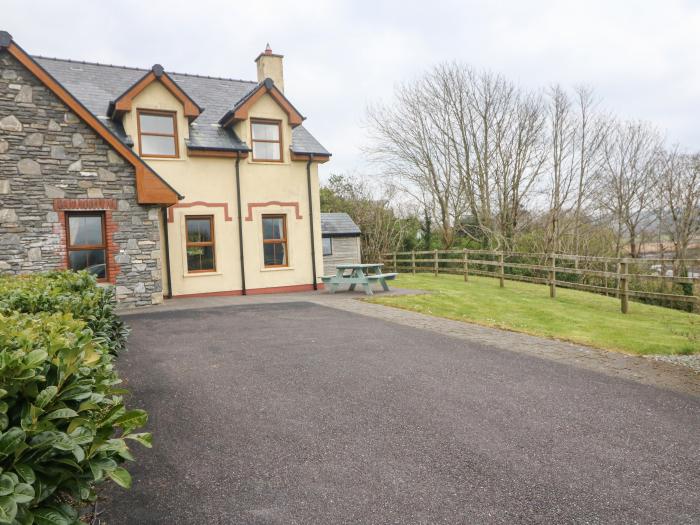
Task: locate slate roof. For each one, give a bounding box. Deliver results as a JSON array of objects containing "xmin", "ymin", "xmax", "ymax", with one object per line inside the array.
[
  {"xmin": 320, "ymin": 213, "xmax": 361, "ymax": 237},
  {"xmin": 33, "ymin": 56, "xmax": 329, "ymax": 155}
]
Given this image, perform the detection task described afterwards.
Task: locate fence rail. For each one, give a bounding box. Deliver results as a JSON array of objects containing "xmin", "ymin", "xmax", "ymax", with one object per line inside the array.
[{"xmin": 382, "ymin": 249, "xmax": 700, "ymax": 314}]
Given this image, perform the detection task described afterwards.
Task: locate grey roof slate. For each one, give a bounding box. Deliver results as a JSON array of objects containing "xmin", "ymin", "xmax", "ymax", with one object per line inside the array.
[
  {"xmin": 33, "ymin": 56, "xmax": 328, "ymax": 155},
  {"xmin": 291, "ymin": 126, "xmax": 330, "ymax": 156},
  {"xmin": 321, "ymin": 213, "xmax": 361, "ymax": 236}
]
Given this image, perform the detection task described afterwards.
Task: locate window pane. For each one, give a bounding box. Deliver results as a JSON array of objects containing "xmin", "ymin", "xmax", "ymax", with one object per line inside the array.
[
  {"xmin": 141, "ymin": 134, "xmax": 176, "ymax": 156},
  {"xmin": 252, "ymin": 122, "xmax": 279, "ymax": 141},
  {"xmin": 323, "ymin": 237, "xmax": 332, "ymax": 256},
  {"xmin": 264, "ymin": 243, "xmax": 286, "ymax": 266},
  {"xmin": 68, "ymin": 215, "xmax": 103, "ymax": 246},
  {"xmin": 253, "ymin": 141, "xmax": 280, "ymax": 161},
  {"xmin": 262, "ymin": 217, "xmax": 284, "ymax": 240},
  {"xmin": 69, "ymin": 249, "xmax": 106, "ymax": 278},
  {"xmin": 187, "ymin": 245, "xmax": 215, "ymax": 272},
  {"xmin": 139, "ymin": 113, "xmax": 174, "ymax": 134},
  {"xmin": 186, "ymin": 218, "xmax": 212, "ymax": 243}
]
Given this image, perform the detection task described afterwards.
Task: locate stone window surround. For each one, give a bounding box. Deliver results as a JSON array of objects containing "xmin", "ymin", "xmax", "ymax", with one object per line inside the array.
[{"xmin": 53, "ymin": 198, "xmax": 120, "ymax": 284}]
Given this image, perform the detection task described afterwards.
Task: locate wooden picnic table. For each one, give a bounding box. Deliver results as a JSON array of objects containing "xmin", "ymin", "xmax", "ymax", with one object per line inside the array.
[{"xmin": 321, "ymin": 263, "xmax": 397, "ymax": 295}]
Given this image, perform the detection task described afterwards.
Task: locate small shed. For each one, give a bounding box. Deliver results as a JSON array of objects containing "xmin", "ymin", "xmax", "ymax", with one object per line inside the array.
[{"xmin": 321, "ymin": 213, "xmax": 361, "ymax": 275}]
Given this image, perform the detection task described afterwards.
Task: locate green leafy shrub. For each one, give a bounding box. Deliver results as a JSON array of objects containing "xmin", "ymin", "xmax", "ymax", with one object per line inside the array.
[
  {"xmin": 0, "ymin": 272, "xmax": 128, "ymax": 355},
  {"xmin": 0, "ymin": 273, "xmax": 149, "ymax": 524}
]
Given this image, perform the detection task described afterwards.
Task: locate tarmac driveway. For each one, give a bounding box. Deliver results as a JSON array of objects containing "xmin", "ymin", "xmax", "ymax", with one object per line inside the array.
[{"xmin": 104, "ymin": 302, "xmax": 699, "ymax": 524}]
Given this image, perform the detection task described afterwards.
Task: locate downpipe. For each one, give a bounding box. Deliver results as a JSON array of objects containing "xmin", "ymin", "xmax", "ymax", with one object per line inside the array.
[
  {"xmin": 306, "ymin": 155, "xmax": 318, "ymax": 290},
  {"xmin": 235, "ymin": 154, "xmax": 247, "ymax": 295}
]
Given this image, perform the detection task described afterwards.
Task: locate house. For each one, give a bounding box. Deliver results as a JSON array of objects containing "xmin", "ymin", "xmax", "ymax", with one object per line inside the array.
[
  {"xmin": 0, "ymin": 32, "xmax": 330, "ymax": 306},
  {"xmin": 321, "ymin": 212, "xmax": 361, "ymax": 275}
]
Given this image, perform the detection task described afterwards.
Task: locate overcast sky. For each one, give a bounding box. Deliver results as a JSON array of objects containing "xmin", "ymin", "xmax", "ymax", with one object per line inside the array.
[{"xmin": 4, "ymin": 0, "xmax": 699, "ymax": 182}]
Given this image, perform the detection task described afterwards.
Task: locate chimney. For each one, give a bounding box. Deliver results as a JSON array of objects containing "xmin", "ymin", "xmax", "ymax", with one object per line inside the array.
[{"xmin": 255, "ymin": 43, "xmax": 284, "ymax": 93}]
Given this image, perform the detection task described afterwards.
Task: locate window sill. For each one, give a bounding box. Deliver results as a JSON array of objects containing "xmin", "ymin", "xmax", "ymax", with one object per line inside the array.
[
  {"xmin": 260, "ymin": 266, "xmax": 295, "ymax": 272},
  {"xmin": 249, "ymin": 160, "xmax": 289, "ymax": 166},
  {"xmin": 183, "ymin": 271, "xmax": 222, "ymax": 278}
]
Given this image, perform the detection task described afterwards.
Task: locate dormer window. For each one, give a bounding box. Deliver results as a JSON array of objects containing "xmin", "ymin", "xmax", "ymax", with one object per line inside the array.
[
  {"xmin": 251, "ymin": 119, "xmax": 282, "ymax": 161},
  {"xmin": 137, "ymin": 109, "xmax": 178, "ymax": 158}
]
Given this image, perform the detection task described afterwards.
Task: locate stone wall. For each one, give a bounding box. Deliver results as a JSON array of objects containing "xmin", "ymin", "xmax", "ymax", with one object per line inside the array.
[{"xmin": 0, "ymin": 51, "xmax": 163, "ymax": 307}]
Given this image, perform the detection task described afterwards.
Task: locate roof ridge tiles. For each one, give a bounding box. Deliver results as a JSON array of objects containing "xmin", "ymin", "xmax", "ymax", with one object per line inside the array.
[
  {"xmin": 32, "ymin": 54, "xmax": 149, "ymax": 72},
  {"xmin": 31, "ymin": 54, "xmax": 258, "ymax": 84}
]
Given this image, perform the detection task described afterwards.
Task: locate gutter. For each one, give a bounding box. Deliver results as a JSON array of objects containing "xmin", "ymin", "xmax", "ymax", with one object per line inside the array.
[
  {"xmin": 235, "ymin": 154, "xmax": 247, "ymax": 295},
  {"xmin": 186, "ymin": 144, "xmax": 250, "ymax": 153},
  {"xmin": 306, "ymin": 155, "xmax": 318, "ymax": 290},
  {"xmin": 161, "ymin": 207, "xmax": 173, "ymax": 299}
]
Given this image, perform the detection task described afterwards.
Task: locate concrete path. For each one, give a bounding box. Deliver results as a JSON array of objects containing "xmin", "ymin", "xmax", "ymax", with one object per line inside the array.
[{"xmin": 105, "ymin": 300, "xmax": 699, "ymax": 524}]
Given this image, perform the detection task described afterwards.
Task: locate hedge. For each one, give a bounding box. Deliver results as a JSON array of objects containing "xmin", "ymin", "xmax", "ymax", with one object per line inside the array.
[
  {"xmin": 0, "ymin": 272, "xmax": 150, "ymax": 524},
  {"xmin": 0, "ymin": 272, "xmax": 128, "ymax": 355}
]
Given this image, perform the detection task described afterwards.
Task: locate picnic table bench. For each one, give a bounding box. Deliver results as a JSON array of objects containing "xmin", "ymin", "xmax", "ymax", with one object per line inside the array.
[{"xmin": 321, "ymin": 263, "xmax": 397, "ymax": 295}]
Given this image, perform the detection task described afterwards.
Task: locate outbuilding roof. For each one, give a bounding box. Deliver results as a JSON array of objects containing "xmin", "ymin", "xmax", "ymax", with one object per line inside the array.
[
  {"xmin": 33, "ymin": 56, "xmax": 330, "ymax": 156},
  {"xmin": 321, "ymin": 213, "xmax": 361, "ymax": 237}
]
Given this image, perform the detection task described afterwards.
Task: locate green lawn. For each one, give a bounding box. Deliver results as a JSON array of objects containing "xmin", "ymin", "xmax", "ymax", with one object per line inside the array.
[{"xmin": 368, "ymin": 273, "xmax": 699, "ymax": 356}]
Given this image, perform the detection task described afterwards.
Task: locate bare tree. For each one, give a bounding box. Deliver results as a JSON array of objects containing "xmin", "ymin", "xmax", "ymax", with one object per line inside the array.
[
  {"xmin": 571, "ymin": 86, "xmax": 610, "ymax": 255},
  {"xmin": 366, "ymin": 70, "xmax": 469, "ymax": 248},
  {"xmin": 544, "ymin": 85, "xmax": 576, "ymax": 253},
  {"xmin": 366, "ymin": 61, "xmax": 694, "ymax": 265},
  {"xmin": 489, "ymin": 83, "xmax": 546, "ymax": 249},
  {"xmin": 598, "ymin": 120, "xmax": 662, "ymax": 257},
  {"xmin": 367, "ymin": 63, "xmax": 545, "ymax": 250},
  {"xmin": 660, "ymin": 150, "xmax": 700, "ymax": 269}
]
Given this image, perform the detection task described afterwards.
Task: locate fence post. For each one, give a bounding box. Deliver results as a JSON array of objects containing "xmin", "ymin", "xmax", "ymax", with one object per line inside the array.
[
  {"xmin": 433, "ymin": 249, "xmax": 438, "ymax": 277},
  {"xmin": 463, "ymin": 249, "xmax": 469, "ymax": 282},
  {"xmin": 499, "ymin": 252, "xmax": 505, "ymax": 288},
  {"xmin": 620, "ymin": 259, "xmax": 629, "ymax": 314},
  {"xmin": 411, "ymin": 250, "xmax": 416, "ymax": 275},
  {"xmin": 604, "ymin": 261, "xmax": 608, "ymax": 296},
  {"xmin": 393, "ymin": 252, "xmax": 397, "ymax": 273},
  {"xmin": 693, "ymin": 277, "xmax": 699, "ymax": 314},
  {"xmin": 549, "ymin": 253, "xmax": 556, "ymax": 298}
]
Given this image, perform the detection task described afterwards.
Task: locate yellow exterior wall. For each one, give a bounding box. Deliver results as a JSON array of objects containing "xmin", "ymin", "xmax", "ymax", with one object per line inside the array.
[
  {"xmin": 121, "ymin": 81, "xmax": 324, "ymax": 296},
  {"xmin": 121, "ymin": 82, "xmax": 190, "ymax": 157}
]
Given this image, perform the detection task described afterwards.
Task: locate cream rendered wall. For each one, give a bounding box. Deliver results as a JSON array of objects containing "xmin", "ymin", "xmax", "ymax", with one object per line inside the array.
[
  {"xmin": 121, "ymin": 82, "xmax": 190, "ymax": 155},
  {"xmin": 233, "ymin": 94, "xmax": 323, "ymax": 291},
  {"xmin": 256, "ymin": 54, "xmax": 284, "ymax": 92},
  {"xmin": 121, "ymin": 81, "xmax": 323, "ymax": 296}
]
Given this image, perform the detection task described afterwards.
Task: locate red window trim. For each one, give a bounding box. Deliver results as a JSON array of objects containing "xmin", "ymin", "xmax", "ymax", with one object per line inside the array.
[
  {"xmin": 65, "ymin": 211, "xmax": 108, "ymax": 282},
  {"xmin": 53, "ymin": 199, "xmax": 120, "ymax": 284}
]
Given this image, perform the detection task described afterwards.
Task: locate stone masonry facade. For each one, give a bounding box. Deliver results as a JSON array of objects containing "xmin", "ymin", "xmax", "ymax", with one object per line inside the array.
[{"xmin": 0, "ymin": 52, "xmax": 163, "ymax": 306}]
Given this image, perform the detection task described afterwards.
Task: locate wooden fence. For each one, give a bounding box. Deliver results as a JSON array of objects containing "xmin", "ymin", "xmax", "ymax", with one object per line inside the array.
[{"xmin": 381, "ymin": 249, "xmax": 700, "ymax": 314}]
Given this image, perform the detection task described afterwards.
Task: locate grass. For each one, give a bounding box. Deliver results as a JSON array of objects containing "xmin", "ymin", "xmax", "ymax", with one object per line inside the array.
[{"xmin": 368, "ymin": 273, "xmax": 700, "ymax": 356}]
